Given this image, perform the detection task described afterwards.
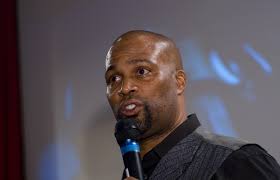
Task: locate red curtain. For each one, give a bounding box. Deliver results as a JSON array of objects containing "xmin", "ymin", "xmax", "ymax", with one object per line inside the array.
[{"xmin": 0, "ymin": 0, "xmax": 25, "ymax": 179}]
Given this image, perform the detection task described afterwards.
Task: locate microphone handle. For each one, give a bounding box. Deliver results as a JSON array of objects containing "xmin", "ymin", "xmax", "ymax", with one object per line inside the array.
[{"xmin": 123, "ymin": 151, "xmax": 144, "ymax": 180}]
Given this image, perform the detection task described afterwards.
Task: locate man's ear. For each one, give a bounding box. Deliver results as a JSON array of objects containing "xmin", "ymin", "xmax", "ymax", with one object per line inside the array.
[{"xmin": 175, "ymin": 70, "xmax": 187, "ymax": 95}]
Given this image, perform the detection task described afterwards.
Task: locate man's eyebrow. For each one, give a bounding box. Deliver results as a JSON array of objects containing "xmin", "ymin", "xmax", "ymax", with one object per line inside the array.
[
  {"xmin": 105, "ymin": 59, "xmax": 154, "ymax": 75},
  {"xmin": 105, "ymin": 65, "xmax": 116, "ymax": 80},
  {"xmin": 106, "ymin": 65, "xmax": 115, "ymax": 73}
]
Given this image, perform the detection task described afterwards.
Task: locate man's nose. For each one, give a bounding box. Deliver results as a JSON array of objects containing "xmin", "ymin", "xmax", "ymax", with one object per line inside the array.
[{"xmin": 118, "ymin": 79, "xmax": 138, "ymax": 97}]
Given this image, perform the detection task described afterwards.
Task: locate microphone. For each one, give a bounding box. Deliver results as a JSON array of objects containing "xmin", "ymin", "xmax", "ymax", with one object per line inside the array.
[{"xmin": 115, "ymin": 119, "xmax": 144, "ymax": 180}]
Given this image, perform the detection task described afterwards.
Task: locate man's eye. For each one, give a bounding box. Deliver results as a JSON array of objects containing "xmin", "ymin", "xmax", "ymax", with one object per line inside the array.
[
  {"xmin": 109, "ymin": 75, "xmax": 121, "ymax": 84},
  {"xmin": 137, "ymin": 68, "xmax": 150, "ymax": 76}
]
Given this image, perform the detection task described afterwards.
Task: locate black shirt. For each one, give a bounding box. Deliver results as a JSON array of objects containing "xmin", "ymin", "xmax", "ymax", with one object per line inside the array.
[{"xmin": 140, "ymin": 114, "xmax": 280, "ymax": 179}]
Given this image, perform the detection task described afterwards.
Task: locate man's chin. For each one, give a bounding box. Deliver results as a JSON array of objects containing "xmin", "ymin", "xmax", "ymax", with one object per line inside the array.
[
  {"xmin": 116, "ymin": 114, "xmax": 145, "ymax": 129},
  {"xmin": 116, "ymin": 106, "xmax": 152, "ymax": 138},
  {"xmin": 120, "ymin": 116, "xmax": 150, "ymax": 137}
]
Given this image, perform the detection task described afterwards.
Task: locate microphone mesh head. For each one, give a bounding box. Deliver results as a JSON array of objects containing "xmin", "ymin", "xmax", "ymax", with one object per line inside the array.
[{"xmin": 114, "ymin": 118, "xmax": 141, "ymax": 145}]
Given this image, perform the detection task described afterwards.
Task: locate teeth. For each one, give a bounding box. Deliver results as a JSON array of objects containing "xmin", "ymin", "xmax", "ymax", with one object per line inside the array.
[{"xmin": 125, "ymin": 104, "xmax": 136, "ymax": 110}]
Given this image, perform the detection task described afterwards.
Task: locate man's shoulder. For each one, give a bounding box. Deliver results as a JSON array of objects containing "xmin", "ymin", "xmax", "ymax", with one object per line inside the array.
[
  {"xmin": 227, "ymin": 143, "xmax": 271, "ymax": 159},
  {"xmin": 172, "ymin": 130, "xmax": 250, "ymax": 179},
  {"xmin": 212, "ymin": 144, "xmax": 280, "ymax": 179},
  {"xmin": 179, "ymin": 130, "xmax": 280, "ymax": 179},
  {"xmin": 192, "ymin": 130, "xmax": 280, "ymax": 179},
  {"xmin": 194, "ymin": 129, "xmax": 275, "ymax": 161},
  {"xmin": 195, "ymin": 128, "xmax": 249, "ymax": 151}
]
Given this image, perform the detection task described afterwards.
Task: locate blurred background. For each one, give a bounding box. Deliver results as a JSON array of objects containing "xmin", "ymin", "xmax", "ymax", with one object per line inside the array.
[{"xmin": 4, "ymin": 0, "xmax": 280, "ymax": 179}]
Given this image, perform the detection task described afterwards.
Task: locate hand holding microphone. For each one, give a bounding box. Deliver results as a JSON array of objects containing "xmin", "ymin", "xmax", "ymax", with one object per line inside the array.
[{"xmin": 124, "ymin": 177, "xmax": 138, "ymax": 180}]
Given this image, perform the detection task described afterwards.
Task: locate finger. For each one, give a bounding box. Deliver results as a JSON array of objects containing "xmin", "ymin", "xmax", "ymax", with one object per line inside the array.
[{"xmin": 124, "ymin": 176, "xmax": 138, "ymax": 180}]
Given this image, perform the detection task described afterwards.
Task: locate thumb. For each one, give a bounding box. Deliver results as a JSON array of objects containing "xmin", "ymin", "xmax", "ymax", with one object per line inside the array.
[{"xmin": 124, "ymin": 177, "xmax": 138, "ymax": 180}]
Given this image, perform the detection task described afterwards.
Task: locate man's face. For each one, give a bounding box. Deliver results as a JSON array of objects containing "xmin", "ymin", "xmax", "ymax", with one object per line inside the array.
[{"xmin": 105, "ymin": 37, "xmax": 179, "ymax": 140}]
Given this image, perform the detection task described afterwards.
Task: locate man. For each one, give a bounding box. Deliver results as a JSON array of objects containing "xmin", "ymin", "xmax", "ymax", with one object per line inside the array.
[{"xmin": 105, "ymin": 30, "xmax": 280, "ymax": 180}]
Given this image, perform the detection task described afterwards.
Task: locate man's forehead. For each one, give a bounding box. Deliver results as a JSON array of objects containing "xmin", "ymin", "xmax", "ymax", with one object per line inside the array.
[{"xmin": 105, "ymin": 40, "xmax": 169, "ymax": 69}]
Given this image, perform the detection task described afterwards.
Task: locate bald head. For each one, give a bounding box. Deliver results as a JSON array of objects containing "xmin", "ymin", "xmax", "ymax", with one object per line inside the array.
[{"xmin": 106, "ymin": 30, "xmax": 183, "ymax": 71}]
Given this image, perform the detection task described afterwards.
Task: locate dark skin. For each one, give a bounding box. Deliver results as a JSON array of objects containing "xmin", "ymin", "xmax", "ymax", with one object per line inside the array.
[{"xmin": 105, "ymin": 31, "xmax": 187, "ymax": 179}]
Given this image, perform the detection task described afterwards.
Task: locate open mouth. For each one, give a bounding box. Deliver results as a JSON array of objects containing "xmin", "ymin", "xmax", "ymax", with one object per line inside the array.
[{"xmin": 117, "ymin": 99, "xmax": 144, "ymax": 118}]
